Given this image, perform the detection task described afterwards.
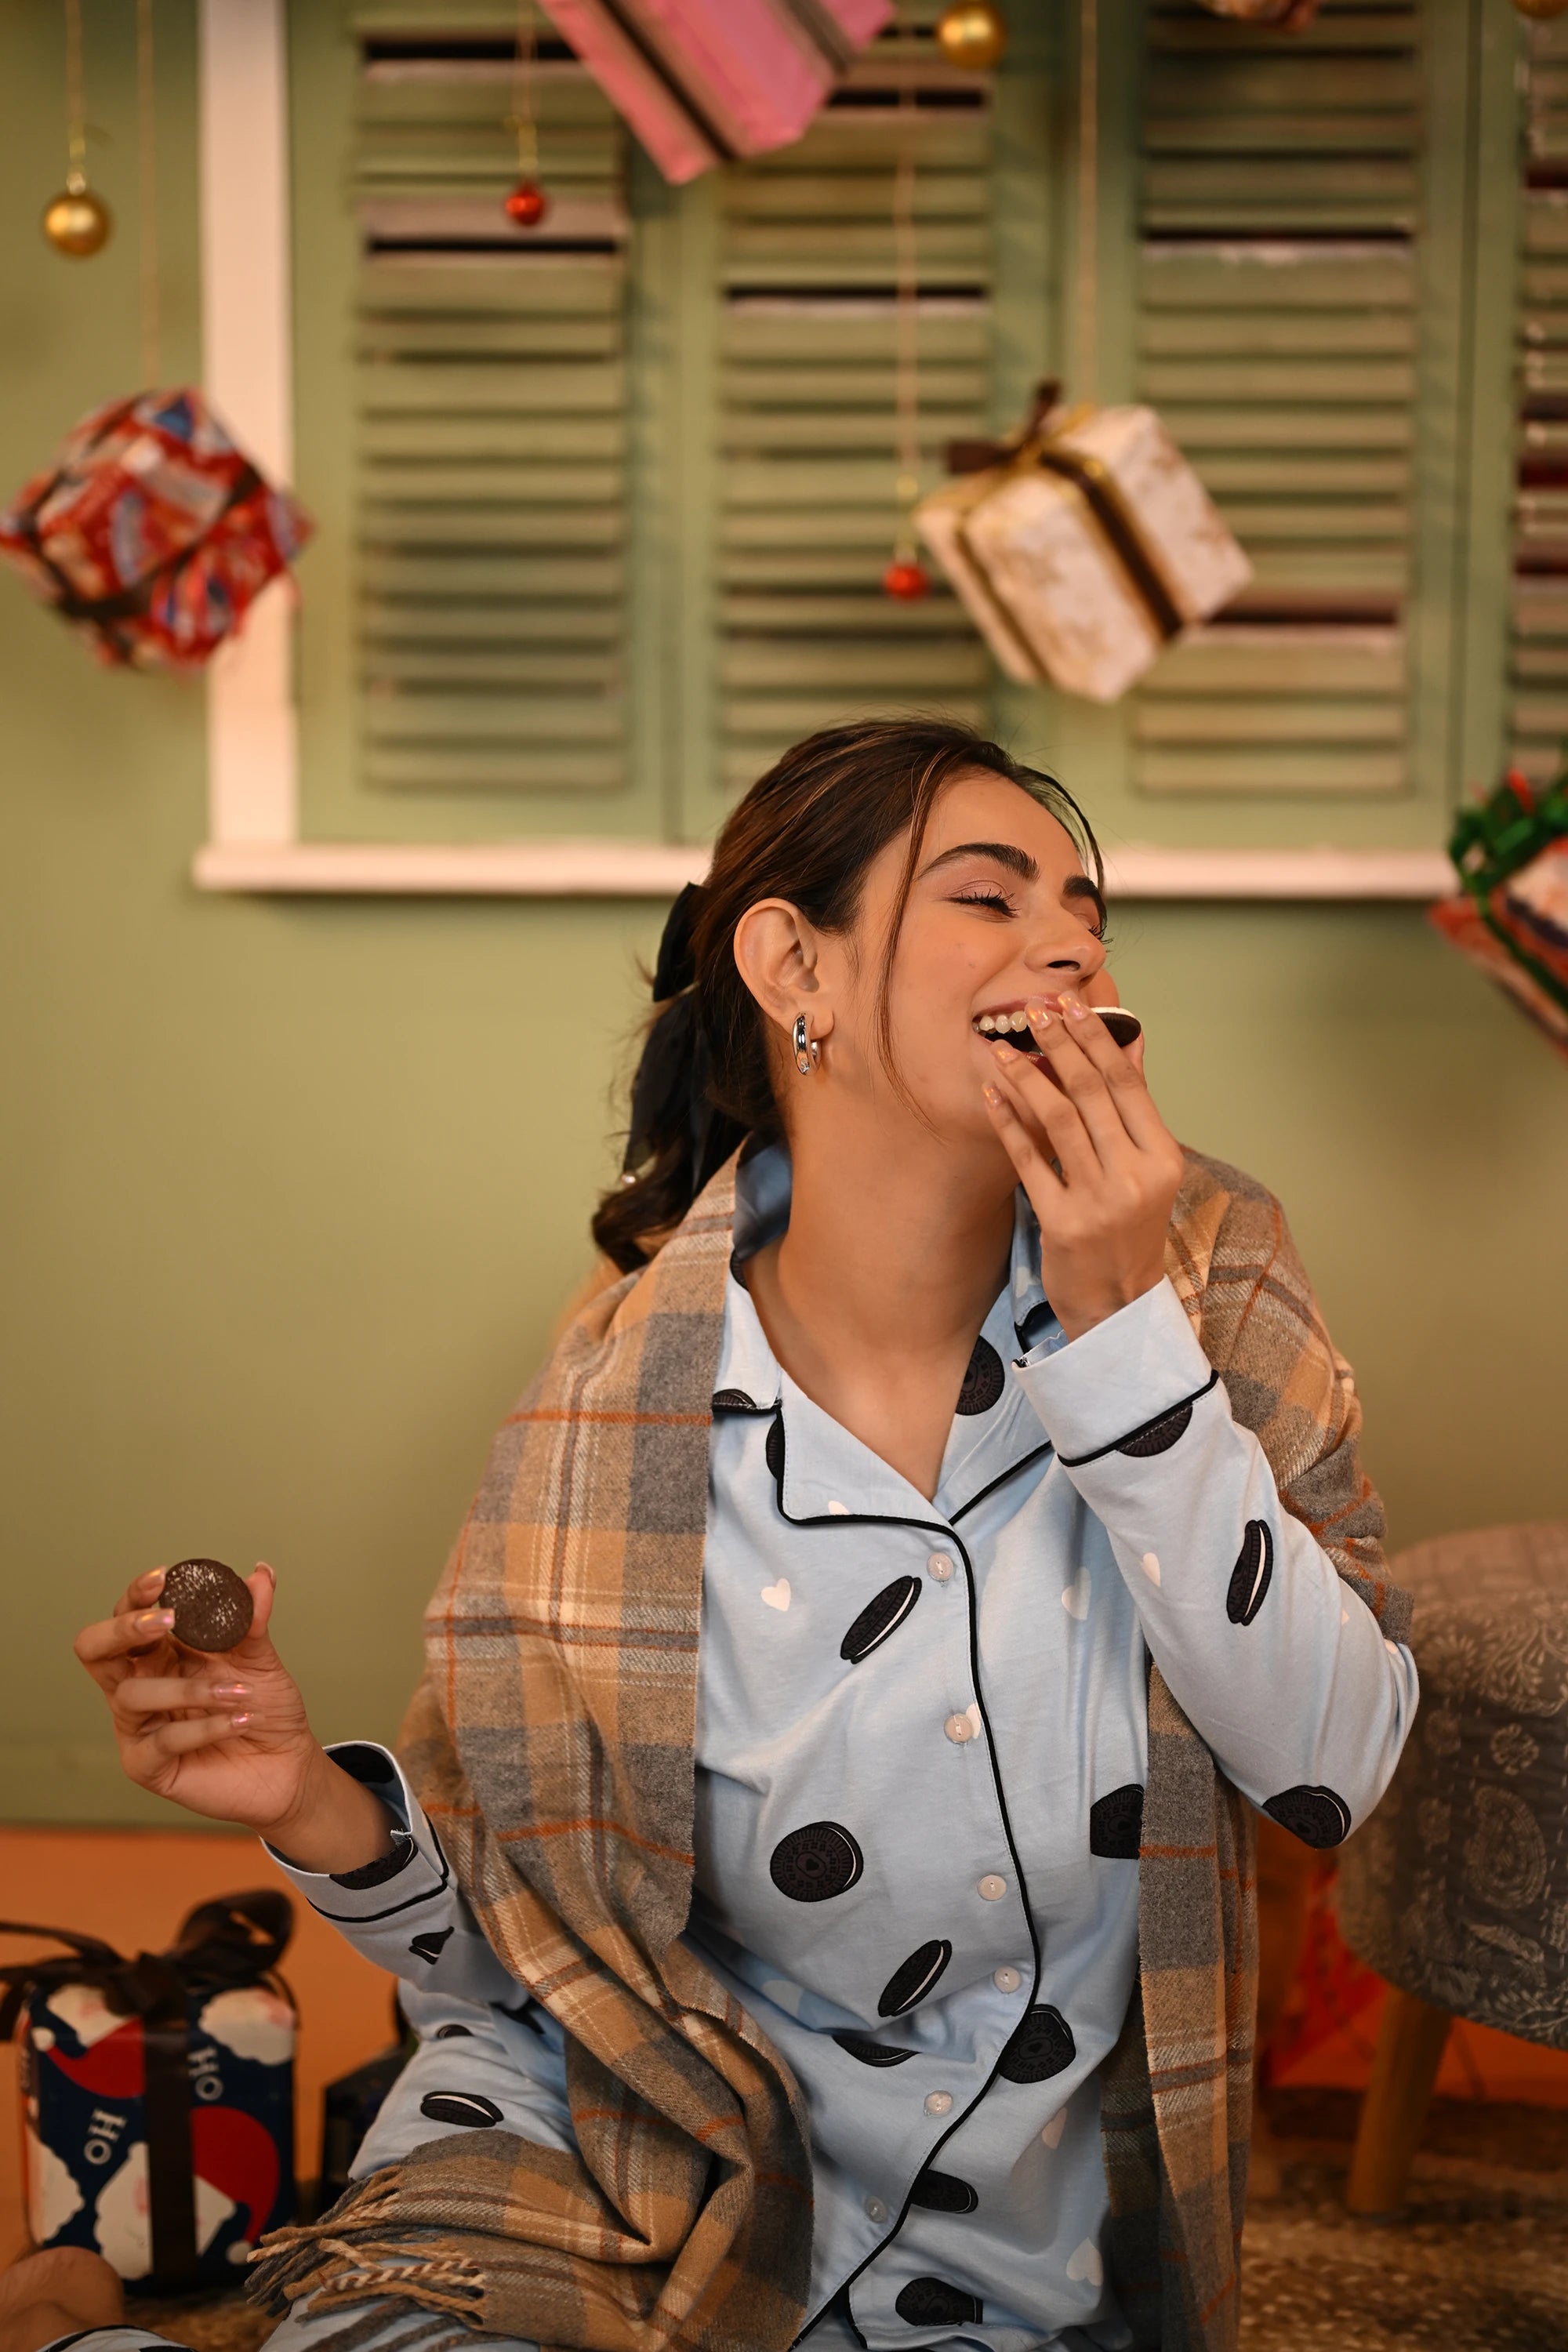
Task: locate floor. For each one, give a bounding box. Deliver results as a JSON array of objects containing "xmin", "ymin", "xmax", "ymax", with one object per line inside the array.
[{"xmin": 8, "ymin": 1829, "xmax": 1568, "ymax": 2347}]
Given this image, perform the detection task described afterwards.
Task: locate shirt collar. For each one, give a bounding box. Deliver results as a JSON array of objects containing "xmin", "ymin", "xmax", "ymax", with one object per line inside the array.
[{"xmin": 715, "ymin": 1145, "xmax": 1055, "ymax": 1521}]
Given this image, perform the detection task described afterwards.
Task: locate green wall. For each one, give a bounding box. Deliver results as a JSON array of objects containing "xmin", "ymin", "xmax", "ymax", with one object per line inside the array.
[{"xmin": 3, "ymin": 2, "xmax": 1567, "ymax": 1825}]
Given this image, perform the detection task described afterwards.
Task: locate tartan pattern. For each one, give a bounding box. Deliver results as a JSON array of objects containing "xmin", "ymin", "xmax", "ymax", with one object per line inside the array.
[{"xmin": 250, "ymin": 1147, "xmax": 1409, "ymax": 2352}]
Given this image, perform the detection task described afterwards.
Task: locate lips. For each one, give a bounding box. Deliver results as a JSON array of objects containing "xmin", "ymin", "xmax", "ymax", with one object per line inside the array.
[{"xmin": 972, "ymin": 1003, "xmax": 1142, "ymax": 1061}]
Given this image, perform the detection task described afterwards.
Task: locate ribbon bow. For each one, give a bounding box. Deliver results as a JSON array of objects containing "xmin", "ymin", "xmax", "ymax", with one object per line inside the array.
[{"xmin": 1, "ymin": 1891, "xmax": 295, "ymax": 2286}]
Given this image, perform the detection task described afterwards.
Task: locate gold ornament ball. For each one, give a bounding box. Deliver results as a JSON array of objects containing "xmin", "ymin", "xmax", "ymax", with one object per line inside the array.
[
  {"xmin": 42, "ymin": 186, "xmax": 113, "ymax": 257},
  {"xmin": 1513, "ymin": 0, "xmax": 1568, "ymax": 17},
  {"xmin": 935, "ymin": 0, "xmax": 1008, "ymax": 68}
]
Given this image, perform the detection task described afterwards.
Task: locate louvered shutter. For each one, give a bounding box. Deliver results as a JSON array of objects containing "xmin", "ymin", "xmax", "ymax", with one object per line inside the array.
[
  {"xmin": 348, "ymin": 14, "xmax": 630, "ymax": 796},
  {"xmin": 1130, "ymin": 1, "xmax": 1421, "ymax": 798},
  {"xmin": 715, "ymin": 12, "xmax": 994, "ymax": 794},
  {"xmin": 1513, "ymin": 16, "xmax": 1568, "ymax": 787}
]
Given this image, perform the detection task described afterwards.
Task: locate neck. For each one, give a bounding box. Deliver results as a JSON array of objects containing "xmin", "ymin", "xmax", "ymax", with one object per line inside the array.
[{"xmin": 764, "ymin": 1106, "xmax": 1014, "ymax": 1367}]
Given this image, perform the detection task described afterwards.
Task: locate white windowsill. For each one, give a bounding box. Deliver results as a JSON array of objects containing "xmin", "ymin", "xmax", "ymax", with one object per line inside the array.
[{"xmin": 194, "ymin": 0, "xmax": 1457, "ymax": 911}]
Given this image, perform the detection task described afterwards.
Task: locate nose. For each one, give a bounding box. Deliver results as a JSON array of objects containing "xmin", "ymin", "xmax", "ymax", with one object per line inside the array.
[{"xmin": 1022, "ymin": 912, "xmax": 1106, "ymax": 985}]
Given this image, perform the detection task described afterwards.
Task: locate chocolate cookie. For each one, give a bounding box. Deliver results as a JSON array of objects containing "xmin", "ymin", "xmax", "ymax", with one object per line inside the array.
[{"xmin": 163, "ymin": 1557, "xmax": 253, "ymax": 1653}]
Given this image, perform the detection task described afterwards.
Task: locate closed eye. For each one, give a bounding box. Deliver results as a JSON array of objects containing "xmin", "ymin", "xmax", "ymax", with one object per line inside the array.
[{"xmin": 952, "ymin": 887, "xmax": 1013, "ymax": 913}]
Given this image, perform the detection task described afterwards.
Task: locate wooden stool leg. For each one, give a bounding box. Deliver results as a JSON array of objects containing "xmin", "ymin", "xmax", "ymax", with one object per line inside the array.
[{"xmin": 1345, "ymin": 1987, "xmax": 1452, "ymax": 2216}]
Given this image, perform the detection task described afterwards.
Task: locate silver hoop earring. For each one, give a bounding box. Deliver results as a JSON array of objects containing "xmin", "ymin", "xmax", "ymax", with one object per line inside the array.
[{"xmin": 793, "ymin": 1014, "xmax": 821, "ymax": 1076}]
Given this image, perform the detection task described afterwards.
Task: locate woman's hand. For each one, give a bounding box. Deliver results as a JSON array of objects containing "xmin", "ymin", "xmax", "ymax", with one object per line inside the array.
[
  {"xmin": 73, "ymin": 1565, "xmax": 393, "ymax": 1870},
  {"xmin": 982, "ymin": 993, "xmax": 1185, "ymax": 1341}
]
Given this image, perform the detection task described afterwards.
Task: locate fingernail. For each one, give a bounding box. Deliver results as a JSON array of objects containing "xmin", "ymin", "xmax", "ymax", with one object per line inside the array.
[
  {"xmin": 136, "ymin": 1608, "xmax": 175, "ymax": 1633},
  {"xmin": 983, "ymin": 1083, "xmax": 1003, "ymax": 1109},
  {"xmin": 230, "ymin": 1712, "xmax": 252, "ymax": 1729},
  {"xmin": 992, "ymin": 1040, "xmax": 1018, "ymax": 1063},
  {"xmin": 210, "ymin": 1682, "xmax": 249, "ymax": 1700},
  {"xmin": 143, "ymin": 1568, "xmax": 167, "ymax": 1594},
  {"xmin": 1064, "ymin": 995, "xmax": 1090, "ymax": 1022},
  {"xmin": 1026, "ymin": 1000, "xmax": 1052, "ymax": 1031}
]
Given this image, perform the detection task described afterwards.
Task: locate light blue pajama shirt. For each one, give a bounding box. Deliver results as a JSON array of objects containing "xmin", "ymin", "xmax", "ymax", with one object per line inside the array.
[{"xmin": 67, "ymin": 1149, "xmax": 1417, "ymax": 2352}]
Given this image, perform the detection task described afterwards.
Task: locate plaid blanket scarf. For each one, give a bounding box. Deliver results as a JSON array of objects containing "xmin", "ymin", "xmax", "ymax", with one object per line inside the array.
[{"xmin": 250, "ymin": 1147, "xmax": 1411, "ymax": 2352}]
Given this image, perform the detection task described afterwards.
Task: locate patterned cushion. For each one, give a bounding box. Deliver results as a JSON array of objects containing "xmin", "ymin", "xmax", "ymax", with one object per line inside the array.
[{"xmin": 1338, "ymin": 1522, "xmax": 1568, "ymax": 2046}]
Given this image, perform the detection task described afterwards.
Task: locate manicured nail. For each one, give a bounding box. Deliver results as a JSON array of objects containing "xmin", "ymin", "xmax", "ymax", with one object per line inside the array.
[
  {"xmin": 1064, "ymin": 995, "xmax": 1090, "ymax": 1022},
  {"xmin": 230, "ymin": 1712, "xmax": 252, "ymax": 1729},
  {"xmin": 991, "ymin": 1040, "xmax": 1018, "ymax": 1063},
  {"xmin": 210, "ymin": 1682, "xmax": 249, "ymax": 1700},
  {"xmin": 136, "ymin": 1608, "xmax": 175, "ymax": 1634},
  {"xmin": 983, "ymin": 1083, "xmax": 1003, "ymax": 1109},
  {"xmin": 1026, "ymin": 999, "xmax": 1052, "ymax": 1031},
  {"xmin": 142, "ymin": 1568, "xmax": 167, "ymax": 1595}
]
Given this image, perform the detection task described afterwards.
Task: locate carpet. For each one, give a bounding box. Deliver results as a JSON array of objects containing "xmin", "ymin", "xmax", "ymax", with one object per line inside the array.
[{"xmin": 122, "ymin": 2096, "xmax": 1568, "ymax": 2352}]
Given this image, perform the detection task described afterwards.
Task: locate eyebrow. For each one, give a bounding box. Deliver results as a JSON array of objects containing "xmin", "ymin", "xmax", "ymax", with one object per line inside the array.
[{"xmin": 920, "ymin": 840, "xmax": 1108, "ymax": 931}]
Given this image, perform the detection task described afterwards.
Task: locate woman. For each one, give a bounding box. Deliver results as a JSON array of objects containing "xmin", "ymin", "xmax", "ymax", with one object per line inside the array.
[{"xmin": 38, "ymin": 720, "xmax": 1414, "ymax": 2352}]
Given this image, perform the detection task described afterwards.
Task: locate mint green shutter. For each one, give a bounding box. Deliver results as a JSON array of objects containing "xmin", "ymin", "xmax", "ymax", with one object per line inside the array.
[
  {"xmin": 1129, "ymin": 2, "xmax": 1422, "ymax": 799},
  {"xmin": 347, "ymin": 16, "xmax": 630, "ymax": 796},
  {"xmin": 714, "ymin": 16, "xmax": 996, "ymax": 794},
  {"xmin": 1513, "ymin": 16, "xmax": 1568, "ymax": 788}
]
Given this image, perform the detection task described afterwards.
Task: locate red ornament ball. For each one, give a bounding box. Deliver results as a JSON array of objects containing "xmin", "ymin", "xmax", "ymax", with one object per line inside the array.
[
  {"xmin": 504, "ymin": 180, "xmax": 550, "ymax": 229},
  {"xmin": 883, "ymin": 557, "xmax": 931, "ymax": 601}
]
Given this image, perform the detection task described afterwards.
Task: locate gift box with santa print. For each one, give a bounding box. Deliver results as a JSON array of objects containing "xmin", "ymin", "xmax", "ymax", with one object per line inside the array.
[{"xmin": 2, "ymin": 1893, "xmax": 297, "ymax": 2289}]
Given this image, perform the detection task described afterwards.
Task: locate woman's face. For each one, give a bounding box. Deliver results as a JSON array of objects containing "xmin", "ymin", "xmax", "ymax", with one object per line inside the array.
[{"xmin": 827, "ymin": 771, "xmax": 1117, "ymax": 1145}]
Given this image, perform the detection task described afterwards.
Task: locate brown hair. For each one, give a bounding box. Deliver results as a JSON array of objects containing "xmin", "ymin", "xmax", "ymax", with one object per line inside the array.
[{"xmin": 591, "ymin": 717, "xmax": 1102, "ymax": 1272}]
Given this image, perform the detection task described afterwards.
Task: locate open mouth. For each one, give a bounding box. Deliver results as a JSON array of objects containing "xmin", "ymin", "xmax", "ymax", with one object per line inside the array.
[{"xmin": 972, "ymin": 1003, "xmax": 1142, "ymax": 1063}]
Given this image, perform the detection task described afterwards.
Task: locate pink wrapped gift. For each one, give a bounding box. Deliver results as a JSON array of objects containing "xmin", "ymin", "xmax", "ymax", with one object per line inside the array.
[
  {"xmin": 0, "ymin": 387, "xmax": 312, "ymax": 671},
  {"xmin": 537, "ymin": 0, "xmax": 892, "ymax": 183}
]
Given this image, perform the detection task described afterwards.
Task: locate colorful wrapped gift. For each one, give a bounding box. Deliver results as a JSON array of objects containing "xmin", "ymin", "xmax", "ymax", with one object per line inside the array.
[
  {"xmin": 1430, "ymin": 767, "xmax": 1568, "ymax": 1063},
  {"xmin": 537, "ymin": 0, "xmax": 891, "ymax": 184},
  {"xmin": 916, "ymin": 387, "xmax": 1252, "ymax": 703},
  {"xmin": 2, "ymin": 1893, "xmax": 297, "ymax": 2288},
  {"xmin": 0, "ymin": 387, "xmax": 312, "ymax": 670}
]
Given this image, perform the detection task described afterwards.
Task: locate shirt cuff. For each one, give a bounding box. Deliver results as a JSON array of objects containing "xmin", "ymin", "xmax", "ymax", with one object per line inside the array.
[
  {"xmin": 264, "ymin": 1740, "xmax": 451, "ymax": 1921},
  {"xmin": 1015, "ymin": 1276, "xmax": 1218, "ymax": 1465}
]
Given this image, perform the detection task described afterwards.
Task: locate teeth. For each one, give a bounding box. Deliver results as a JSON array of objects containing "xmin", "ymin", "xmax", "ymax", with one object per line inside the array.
[
  {"xmin": 1010, "ymin": 1011, "xmax": 1029, "ymax": 1033},
  {"xmin": 978, "ymin": 1014, "xmax": 995, "ymax": 1033}
]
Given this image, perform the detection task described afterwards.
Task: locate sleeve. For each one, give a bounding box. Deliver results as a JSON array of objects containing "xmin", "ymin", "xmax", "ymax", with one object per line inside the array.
[
  {"xmin": 1017, "ymin": 1275, "xmax": 1417, "ymax": 1849},
  {"xmin": 263, "ymin": 1740, "xmax": 528, "ymax": 2005}
]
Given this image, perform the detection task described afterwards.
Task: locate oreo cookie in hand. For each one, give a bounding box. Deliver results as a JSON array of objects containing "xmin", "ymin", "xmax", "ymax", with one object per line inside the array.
[{"xmin": 162, "ymin": 1557, "xmax": 254, "ymax": 1653}]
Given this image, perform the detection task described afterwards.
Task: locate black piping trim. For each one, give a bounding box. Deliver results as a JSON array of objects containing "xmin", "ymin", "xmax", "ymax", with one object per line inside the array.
[
  {"xmin": 304, "ymin": 1826, "xmax": 452, "ymax": 1924},
  {"xmin": 595, "ymin": 0, "xmax": 738, "ymax": 162},
  {"xmin": 1056, "ymin": 1369, "xmax": 1220, "ymax": 1468},
  {"xmin": 778, "ymin": 0, "xmax": 857, "ymax": 71},
  {"xmin": 767, "ymin": 1402, "xmax": 1049, "ymax": 1535},
  {"xmin": 791, "ymin": 1520, "xmax": 1047, "ymax": 2338}
]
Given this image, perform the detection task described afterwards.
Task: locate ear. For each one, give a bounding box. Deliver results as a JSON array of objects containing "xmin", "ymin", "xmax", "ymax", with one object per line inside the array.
[{"xmin": 732, "ymin": 898, "xmax": 834, "ymax": 1044}]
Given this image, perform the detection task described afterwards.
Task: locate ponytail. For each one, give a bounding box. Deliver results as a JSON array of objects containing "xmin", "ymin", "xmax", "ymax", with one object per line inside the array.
[{"xmin": 590, "ymin": 719, "xmax": 1101, "ymax": 1273}]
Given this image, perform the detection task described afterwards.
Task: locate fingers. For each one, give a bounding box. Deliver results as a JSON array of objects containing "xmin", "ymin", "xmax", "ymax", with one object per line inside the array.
[
  {"xmin": 112, "ymin": 1674, "xmax": 251, "ymax": 1724},
  {"xmin": 1025, "ymin": 996, "xmax": 1169, "ymax": 1158},
  {"xmin": 125, "ymin": 1711, "xmax": 255, "ymax": 1769},
  {"xmin": 986, "ymin": 1043, "xmax": 1103, "ymax": 1189},
  {"xmin": 74, "ymin": 1602, "xmax": 178, "ymax": 1692}
]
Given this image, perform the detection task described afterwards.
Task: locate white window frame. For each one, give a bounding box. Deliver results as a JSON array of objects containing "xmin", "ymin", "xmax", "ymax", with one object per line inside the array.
[{"xmin": 191, "ymin": 0, "xmax": 1450, "ymax": 902}]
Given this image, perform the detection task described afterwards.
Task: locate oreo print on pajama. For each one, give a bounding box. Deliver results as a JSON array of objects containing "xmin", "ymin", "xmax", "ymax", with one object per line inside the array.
[{"xmin": 252, "ymin": 1149, "xmax": 1415, "ymax": 2352}]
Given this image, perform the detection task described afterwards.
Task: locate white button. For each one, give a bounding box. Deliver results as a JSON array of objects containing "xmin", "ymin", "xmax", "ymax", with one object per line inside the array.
[
  {"xmin": 978, "ymin": 1874, "xmax": 1007, "ymax": 1901},
  {"xmin": 924, "ymin": 2090, "xmax": 953, "ymax": 2116},
  {"xmin": 993, "ymin": 1965, "xmax": 1022, "ymax": 1994},
  {"xmin": 945, "ymin": 1711, "xmax": 975, "ymax": 1744},
  {"xmin": 927, "ymin": 1552, "xmax": 954, "ymax": 1582},
  {"xmin": 864, "ymin": 2196, "xmax": 887, "ymax": 2223}
]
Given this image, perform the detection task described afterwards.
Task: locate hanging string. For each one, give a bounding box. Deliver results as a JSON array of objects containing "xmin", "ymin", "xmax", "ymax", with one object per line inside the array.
[
  {"xmin": 1076, "ymin": 0, "xmax": 1098, "ymax": 404},
  {"xmin": 513, "ymin": 0, "xmax": 538, "ymax": 179},
  {"xmin": 884, "ymin": 5, "xmax": 927, "ymax": 593},
  {"xmin": 64, "ymin": 0, "xmax": 88, "ymax": 192},
  {"xmin": 138, "ymin": 0, "xmax": 160, "ymax": 383}
]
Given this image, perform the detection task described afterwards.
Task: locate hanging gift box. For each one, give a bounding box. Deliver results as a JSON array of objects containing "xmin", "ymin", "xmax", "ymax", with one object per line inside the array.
[
  {"xmin": 1, "ymin": 1893, "xmax": 297, "ymax": 2290},
  {"xmin": 915, "ymin": 385, "xmax": 1252, "ymax": 704},
  {"xmin": 0, "ymin": 387, "xmax": 312, "ymax": 671},
  {"xmin": 1430, "ymin": 767, "xmax": 1568, "ymax": 1064},
  {"xmin": 535, "ymin": 0, "xmax": 891, "ymax": 185}
]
